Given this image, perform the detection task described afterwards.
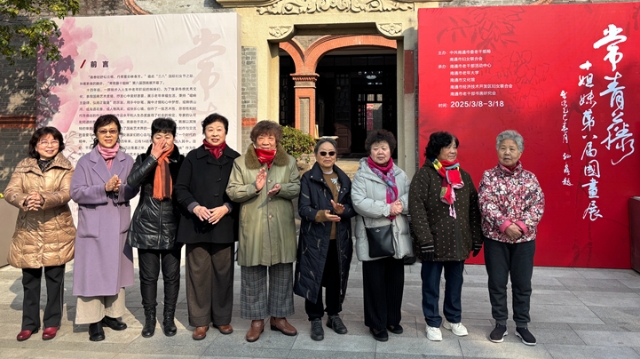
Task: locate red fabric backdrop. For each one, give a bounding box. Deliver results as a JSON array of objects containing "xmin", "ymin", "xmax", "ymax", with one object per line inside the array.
[{"xmin": 418, "ymin": 3, "xmax": 640, "ymax": 268}]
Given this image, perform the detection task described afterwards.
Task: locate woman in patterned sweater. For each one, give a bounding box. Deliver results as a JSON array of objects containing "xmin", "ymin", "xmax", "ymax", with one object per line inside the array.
[{"xmin": 478, "ymin": 130, "xmax": 545, "ymax": 346}]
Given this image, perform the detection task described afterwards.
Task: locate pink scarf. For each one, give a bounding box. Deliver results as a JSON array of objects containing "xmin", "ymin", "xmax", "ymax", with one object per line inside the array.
[
  {"xmin": 97, "ymin": 143, "xmax": 120, "ymax": 170},
  {"xmin": 366, "ymin": 157, "xmax": 398, "ymax": 220}
]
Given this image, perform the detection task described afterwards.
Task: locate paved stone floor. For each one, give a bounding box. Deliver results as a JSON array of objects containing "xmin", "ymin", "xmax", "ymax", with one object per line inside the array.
[{"xmin": 2, "ymin": 257, "xmax": 640, "ymax": 359}]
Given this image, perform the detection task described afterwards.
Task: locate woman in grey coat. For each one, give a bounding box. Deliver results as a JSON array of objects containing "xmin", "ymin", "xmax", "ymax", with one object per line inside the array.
[{"xmin": 352, "ymin": 129, "xmax": 413, "ymax": 342}]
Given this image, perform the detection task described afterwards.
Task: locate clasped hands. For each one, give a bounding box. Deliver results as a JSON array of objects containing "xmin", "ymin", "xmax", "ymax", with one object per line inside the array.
[
  {"xmin": 505, "ymin": 223, "xmax": 523, "ymax": 241},
  {"xmin": 105, "ymin": 175, "xmax": 121, "ymax": 193},
  {"xmin": 389, "ymin": 200, "xmax": 403, "ymax": 216},
  {"xmin": 24, "ymin": 192, "xmax": 44, "ymax": 211},
  {"xmin": 255, "ymin": 168, "xmax": 280, "ymax": 196},
  {"xmin": 194, "ymin": 205, "xmax": 229, "ymax": 225}
]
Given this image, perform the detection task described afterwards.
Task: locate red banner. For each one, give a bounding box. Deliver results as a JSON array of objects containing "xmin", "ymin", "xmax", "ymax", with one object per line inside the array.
[{"xmin": 418, "ymin": 3, "xmax": 640, "ymax": 268}]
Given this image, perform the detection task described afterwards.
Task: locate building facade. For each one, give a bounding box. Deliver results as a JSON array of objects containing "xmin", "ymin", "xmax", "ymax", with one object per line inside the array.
[{"xmin": 0, "ymin": 0, "xmax": 594, "ymax": 189}]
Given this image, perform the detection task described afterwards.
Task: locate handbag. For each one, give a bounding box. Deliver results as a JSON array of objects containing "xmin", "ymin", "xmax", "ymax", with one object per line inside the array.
[{"xmin": 361, "ymin": 216, "xmax": 395, "ymax": 258}]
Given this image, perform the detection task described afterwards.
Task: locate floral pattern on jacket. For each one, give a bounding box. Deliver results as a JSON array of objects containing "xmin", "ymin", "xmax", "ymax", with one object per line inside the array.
[{"xmin": 478, "ymin": 162, "xmax": 545, "ymax": 244}]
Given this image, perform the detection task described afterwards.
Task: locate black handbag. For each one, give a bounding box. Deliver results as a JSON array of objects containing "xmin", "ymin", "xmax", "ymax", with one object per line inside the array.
[{"xmin": 361, "ymin": 216, "xmax": 395, "ymax": 258}]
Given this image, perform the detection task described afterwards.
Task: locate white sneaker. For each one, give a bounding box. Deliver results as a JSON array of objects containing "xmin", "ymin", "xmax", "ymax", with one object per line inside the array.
[
  {"xmin": 426, "ymin": 326, "xmax": 443, "ymax": 341},
  {"xmin": 443, "ymin": 320, "xmax": 468, "ymax": 337}
]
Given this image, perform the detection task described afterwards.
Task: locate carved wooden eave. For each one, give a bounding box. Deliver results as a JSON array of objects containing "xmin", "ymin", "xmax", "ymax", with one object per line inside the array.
[
  {"xmin": 216, "ymin": 0, "xmax": 444, "ymax": 7},
  {"xmin": 257, "ymin": 0, "xmax": 413, "ymax": 15}
]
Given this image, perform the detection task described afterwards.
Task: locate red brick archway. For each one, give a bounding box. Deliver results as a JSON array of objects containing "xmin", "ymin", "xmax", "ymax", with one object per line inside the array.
[{"xmin": 279, "ymin": 35, "xmax": 397, "ymax": 136}]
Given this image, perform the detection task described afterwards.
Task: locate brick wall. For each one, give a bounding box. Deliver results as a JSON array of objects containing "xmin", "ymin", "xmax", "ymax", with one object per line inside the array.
[
  {"xmin": 0, "ymin": 118, "xmax": 36, "ymax": 190},
  {"xmin": 241, "ymin": 46, "xmax": 257, "ymax": 151}
]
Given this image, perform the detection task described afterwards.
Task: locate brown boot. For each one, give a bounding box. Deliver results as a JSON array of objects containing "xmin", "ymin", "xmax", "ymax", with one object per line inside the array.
[
  {"xmin": 269, "ymin": 317, "xmax": 297, "ymax": 336},
  {"xmin": 192, "ymin": 326, "xmax": 208, "ymax": 340},
  {"xmin": 245, "ymin": 319, "xmax": 264, "ymax": 342}
]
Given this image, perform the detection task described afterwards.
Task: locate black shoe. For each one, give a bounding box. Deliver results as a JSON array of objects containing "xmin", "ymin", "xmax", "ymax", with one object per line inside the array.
[
  {"xmin": 310, "ymin": 318, "xmax": 324, "ymax": 341},
  {"xmin": 101, "ymin": 316, "xmax": 127, "ymax": 331},
  {"xmin": 162, "ymin": 306, "xmax": 177, "ymax": 337},
  {"xmin": 326, "ymin": 315, "xmax": 347, "ymax": 334},
  {"xmin": 387, "ymin": 324, "xmax": 403, "ymax": 334},
  {"xmin": 141, "ymin": 306, "xmax": 156, "ymax": 338},
  {"xmin": 489, "ymin": 323, "xmax": 508, "ymax": 343},
  {"xmin": 89, "ymin": 322, "xmax": 105, "ymax": 342},
  {"xmin": 369, "ymin": 327, "xmax": 388, "ymax": 342},
  {"xmin": 515, "ymin": 327, "xmax": 536, "ymax": 346}
]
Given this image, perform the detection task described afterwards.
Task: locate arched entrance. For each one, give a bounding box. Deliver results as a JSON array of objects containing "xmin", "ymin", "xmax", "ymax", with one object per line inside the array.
[{"xmin": 279, "ymin": 35, "xmax": 397, "ymax": 156}]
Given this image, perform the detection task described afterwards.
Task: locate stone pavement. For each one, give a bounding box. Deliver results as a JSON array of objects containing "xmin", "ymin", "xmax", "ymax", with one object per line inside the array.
[{"xmin": 2, "ymin": 258, "xmax": 640, "ymax": 359}]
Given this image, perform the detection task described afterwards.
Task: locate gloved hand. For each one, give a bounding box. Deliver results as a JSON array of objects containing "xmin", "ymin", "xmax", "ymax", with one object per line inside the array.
[
  {"xmin": 420, "ymin": 243, "xmax": 434, "ymax": 261},
  {"xmin": 472, "ymin": 242, "xmax": 483, "ymax": 257}
]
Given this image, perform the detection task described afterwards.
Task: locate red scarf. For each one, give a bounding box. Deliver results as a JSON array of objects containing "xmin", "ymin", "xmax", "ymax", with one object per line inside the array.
[
  {"xmin": 97, "ymin": 143, "xmax": 119, "ymax": 170},
  {"xmin": 203, "ymin": 139, "xmax": 226, "ymax": 159},
  {"xmin": 255, "ymin": 147, "xmax": 276, "ymax": 168},
  {"xmin": 432, "ymin": 158, "xmax": 464, "ymax": 218},
  {"xmin": 153, "ymin": 144, "xmax": 175, "ymax": 200}
]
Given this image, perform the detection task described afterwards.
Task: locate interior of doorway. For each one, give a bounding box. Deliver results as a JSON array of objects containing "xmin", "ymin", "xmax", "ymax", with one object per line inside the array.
[{"xmin": 279, "ymin": 52, "xmax": 397, "ymax": 158}]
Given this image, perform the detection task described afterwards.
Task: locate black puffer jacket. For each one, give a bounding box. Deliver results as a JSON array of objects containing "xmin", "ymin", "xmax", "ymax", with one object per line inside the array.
[
  {"xmin": 294, "ymin": 162, "xmax": 356, "ymax": 305},
  {"xmin": 127, "ymin": 145, "xmax": 184, "ymax": 250}
]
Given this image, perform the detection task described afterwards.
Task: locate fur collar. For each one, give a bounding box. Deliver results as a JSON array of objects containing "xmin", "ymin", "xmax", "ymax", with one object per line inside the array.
[{"xmin": 244, "ymin": 144, "xmax": 289, "ymax": 170}]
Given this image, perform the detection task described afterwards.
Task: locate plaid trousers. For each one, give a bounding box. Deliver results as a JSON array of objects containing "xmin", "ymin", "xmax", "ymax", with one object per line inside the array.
[{"xmin": 240, "ymin": 263, "xmax": 294, "ymax": 320}]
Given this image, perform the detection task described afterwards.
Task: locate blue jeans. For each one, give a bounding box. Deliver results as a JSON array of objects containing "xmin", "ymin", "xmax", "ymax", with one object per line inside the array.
[{"xmin": 421, "ymin": 260, "xmax": 464, "ymax": 328}]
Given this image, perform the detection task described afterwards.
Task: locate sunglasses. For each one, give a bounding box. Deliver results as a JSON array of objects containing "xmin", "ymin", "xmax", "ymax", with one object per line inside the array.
[{"xmin": 319, "ymin": 151, "xmax": 336, "ymax": 157}]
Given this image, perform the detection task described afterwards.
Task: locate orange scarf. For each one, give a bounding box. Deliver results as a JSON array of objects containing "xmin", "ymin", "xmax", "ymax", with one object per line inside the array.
[{"xmin": 153, "ymin": 144, "xmax": 174, "ymax": 200}]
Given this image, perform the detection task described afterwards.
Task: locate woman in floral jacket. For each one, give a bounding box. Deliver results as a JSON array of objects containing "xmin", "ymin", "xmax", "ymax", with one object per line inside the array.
[{"xmin": 478, "ymin": 130, "xmax": 544, "ymax": 347}]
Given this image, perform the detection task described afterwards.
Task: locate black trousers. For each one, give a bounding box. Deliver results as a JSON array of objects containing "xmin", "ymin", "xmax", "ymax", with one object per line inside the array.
[
  {"xmin": 362, "ymin": 257, "xmax": 405, "ymax": 331},
  {"xmin": 21, "ymin": 264, "xmax": 66, "ymax": 331},
  {"xmin": 138, "ymin": 248, "xmax": 182, "ymax": 308},
  {"xmin": 305, "ymin": 240, "xmax": 341, "ymax": 320},
  {"xmin": 484, "ymin": 239, "xmax": 536, "ymax": 327}
]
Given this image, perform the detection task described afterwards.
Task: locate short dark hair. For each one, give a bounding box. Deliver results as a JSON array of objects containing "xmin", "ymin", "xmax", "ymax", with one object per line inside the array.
[
  {"xmin": 364, "ymin": 129, "xmax": 396, "ymax": 154},
  {"xmin": 314, "ymin": 138, "xmax": 338, "ymax": 154},
  {"xmin": 202, "ymin": 113, "xmax": 229, "ymax": 134},
  {"xmin": 151, "ymin": 118, "xmax": 177, "ymax": 137},
  {"xmin": 250, "ymin": 120, "xmax": 283, "ymax": 144},
  {"xmin": 425, "ymin": 131, "xmax": 459, "ymax": 159},
  {"xmin": 28, "ymin": 126, "xmax": 66, "ymax": 159},
  {"xmin": 92, "ymin": 114, "xmax": 121, "ymax": 148}
]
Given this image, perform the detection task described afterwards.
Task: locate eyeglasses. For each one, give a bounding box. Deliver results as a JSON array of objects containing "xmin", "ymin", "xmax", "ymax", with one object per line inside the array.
[
  {"xmin": 38, "ymin": 140, "xmax": 60, "ymax": 147},
  {"xmin": 319, "ymin": 151, "xmax": 336, "ymax": 157},
  {"xmin": 98, "ymin": 129, "xmax": 118, "ymax": 135}
]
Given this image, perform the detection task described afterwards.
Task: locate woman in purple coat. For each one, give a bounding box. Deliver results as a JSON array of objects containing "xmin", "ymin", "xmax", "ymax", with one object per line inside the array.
[{"xmin": 70, "ymin": 115, "xmax": 138, "ymax": 342}]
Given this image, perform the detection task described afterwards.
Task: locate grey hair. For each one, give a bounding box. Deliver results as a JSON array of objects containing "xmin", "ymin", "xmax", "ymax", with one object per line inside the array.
[
  {"xmin": 496, "ymin": 130, "xmax": 524, "ymax": 152},
  {"xmin": 314, "ymin": 138, "xmax": 338, "ymax": 154}
]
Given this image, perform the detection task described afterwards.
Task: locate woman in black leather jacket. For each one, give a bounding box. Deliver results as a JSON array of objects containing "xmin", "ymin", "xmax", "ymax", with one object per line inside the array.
[{"xmin": 127, "ymin": 118, "xmax": 184, "ymax": 338}]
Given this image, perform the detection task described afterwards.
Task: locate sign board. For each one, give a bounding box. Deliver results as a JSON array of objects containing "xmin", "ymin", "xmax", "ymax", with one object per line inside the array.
[{"xmin": 418, "ymin": 3, "xmax": 640, "ymax": 268}]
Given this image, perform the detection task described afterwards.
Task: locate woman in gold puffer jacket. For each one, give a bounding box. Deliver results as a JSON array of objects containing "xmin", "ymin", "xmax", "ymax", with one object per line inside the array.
[{"xmin": 3, "ymin": 126, "xmax": 76, "ymax": 342}]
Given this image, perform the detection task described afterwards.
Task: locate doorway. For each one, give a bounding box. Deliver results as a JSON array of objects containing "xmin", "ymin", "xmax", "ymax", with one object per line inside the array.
[{"xmin": 279, "ymin": 53, "xmax": 397, "ymax": 157}]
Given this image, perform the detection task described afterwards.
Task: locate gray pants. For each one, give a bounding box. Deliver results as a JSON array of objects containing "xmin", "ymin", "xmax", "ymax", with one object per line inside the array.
[
  {"xmin": 484, "ymin": 239, "xmax": 535, "ymax": 327},
  {"xmin": 240, "ymin": 263, "xmax": 294, "ymax": 320}
]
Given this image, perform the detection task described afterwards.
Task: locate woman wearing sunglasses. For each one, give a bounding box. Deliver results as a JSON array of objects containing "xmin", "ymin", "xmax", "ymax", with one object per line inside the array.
[{"xmin": 294, "ymin": 138, "xmax": 356, "ymax": 341}]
